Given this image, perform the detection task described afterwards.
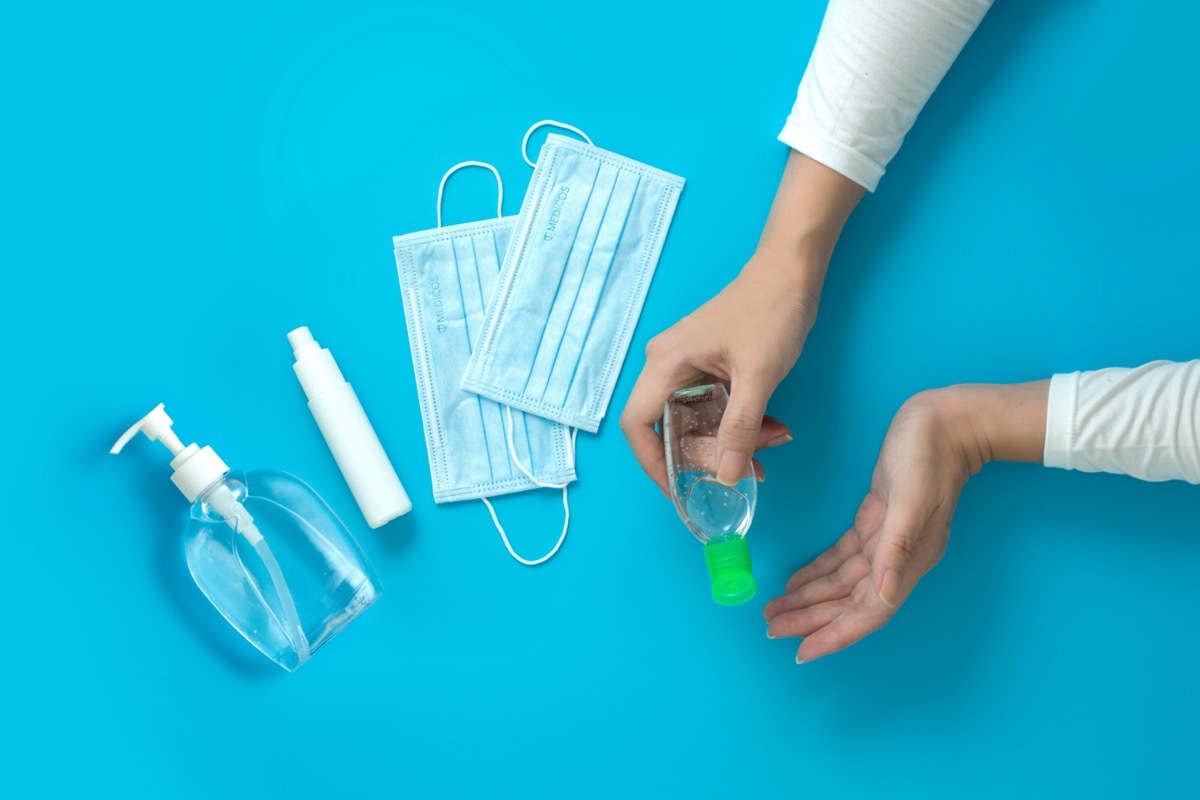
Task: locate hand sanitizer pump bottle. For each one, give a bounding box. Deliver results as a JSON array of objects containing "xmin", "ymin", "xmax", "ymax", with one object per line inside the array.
[
  {"xmin": 663, "ymin": 384, "xmax": 758, "ymax": 606},
  {"xmin": 111, "ymin": 404, "xmax": 382, "ymax": 671}
]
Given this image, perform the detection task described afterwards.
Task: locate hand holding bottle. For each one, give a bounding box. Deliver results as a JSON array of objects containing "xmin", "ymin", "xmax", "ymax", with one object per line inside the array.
[
  {"xmin": 620, "ymin": 152, "xmax": 864, "ymax": 494},
  {"xmin": 621, "ymin": 257, "xmax": 809, "ymax": 492},
  {"xmin": 764, "ymin": 383, "xmax": 1048, "ymax": 663},
  {"xmin": 664, "ymin": 384, "xmax": 760, "ymax": 605}
]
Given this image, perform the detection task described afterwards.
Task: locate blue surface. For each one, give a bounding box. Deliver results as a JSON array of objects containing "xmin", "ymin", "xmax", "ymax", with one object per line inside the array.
[{"xmin": 5, "ymin": 1, "xmax": 1199, "ymax": 796}]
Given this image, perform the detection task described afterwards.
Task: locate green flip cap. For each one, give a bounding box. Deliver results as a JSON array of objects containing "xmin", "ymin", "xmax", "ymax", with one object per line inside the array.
[{"xmin": 703, "ymin": 536, "xmax": 756, "ymax": 606}]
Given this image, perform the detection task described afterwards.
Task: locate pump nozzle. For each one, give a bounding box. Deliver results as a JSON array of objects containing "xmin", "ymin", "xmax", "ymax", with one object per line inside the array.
[
  {"xmin": 110, "ymin": 403, "xmax": 231, "ymax": 504},
  {"xmin": 110, "ymin": 403, "xmax": 185, "ymax": 456}
]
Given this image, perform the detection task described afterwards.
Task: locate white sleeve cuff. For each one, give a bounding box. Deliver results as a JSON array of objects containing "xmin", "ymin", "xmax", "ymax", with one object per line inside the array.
[
  {"xmin": 778, "ymin": 119, "xmax": 884, "ymax": 192},
  {"xmin": 779, "ymin": 0, "xmax": 993, "ymax": 196},
  {"xmin": 1043, "ymin": 371, "xmax": 1080, "ymax": 470}
]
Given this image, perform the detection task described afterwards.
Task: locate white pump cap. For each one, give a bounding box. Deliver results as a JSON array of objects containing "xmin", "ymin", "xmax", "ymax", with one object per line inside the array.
[{"xmin": 110, "ymin": 404, "xmax": 230, "ymax": 502}]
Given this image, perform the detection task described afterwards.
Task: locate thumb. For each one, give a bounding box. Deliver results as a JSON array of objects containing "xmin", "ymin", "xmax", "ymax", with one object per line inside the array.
[
  {"xmin": 716, "ymin": 379, "xmax": 771, "ymax": 486},
  {"xmin": 871, "ymin": 506, "xmax": 924, "ymax": 609}
]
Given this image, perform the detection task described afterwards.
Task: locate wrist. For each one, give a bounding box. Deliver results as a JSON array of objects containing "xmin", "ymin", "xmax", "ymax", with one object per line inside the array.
[
  {"xmin": 926, "ymin": 382, "xmax": 1050, "ymax": 470},
  {"xmin": 736, "ymin": 248, "xmax": 825, "ymax": 336}
]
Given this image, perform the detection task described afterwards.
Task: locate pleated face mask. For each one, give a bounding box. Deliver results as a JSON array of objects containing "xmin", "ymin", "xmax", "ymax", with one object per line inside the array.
[
  {"xmin": 394, "ymin": 162, "xmax": 577, "ymax": 565},
  {"xmin": 461, "ymin": 121, "xmax": 686, "ymax": 433}
]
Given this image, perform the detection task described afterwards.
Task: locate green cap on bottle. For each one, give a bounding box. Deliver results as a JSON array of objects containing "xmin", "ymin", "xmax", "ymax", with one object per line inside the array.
[{"xmin": 703, "ymin": 536, "xmax": 756, "ymax": 606}]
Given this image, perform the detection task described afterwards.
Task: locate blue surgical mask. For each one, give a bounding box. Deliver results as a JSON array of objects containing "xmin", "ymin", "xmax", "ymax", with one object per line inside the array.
[
  {"xmin": 461, "ymin": 121, "xmax": 686, "ymax": 433},
  {"xmin": 394, "ymin": 161, "xmax": 577, "ymax": 565}
]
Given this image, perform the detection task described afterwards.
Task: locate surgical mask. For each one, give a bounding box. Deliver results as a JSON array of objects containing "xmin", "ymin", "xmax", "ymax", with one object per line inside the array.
[
  {"xmin": 393, "ymin": 161, "xmax": 577, "ymax": 565},
  {"xmin": 461, "ymin": 121, "xmax": 686, "ymax": 433}
]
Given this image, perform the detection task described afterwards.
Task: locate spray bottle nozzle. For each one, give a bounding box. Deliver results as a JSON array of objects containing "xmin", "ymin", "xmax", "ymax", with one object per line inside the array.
[{"xmin": 287, "ymin": 326, "xmax": 322, "ymax": 360}]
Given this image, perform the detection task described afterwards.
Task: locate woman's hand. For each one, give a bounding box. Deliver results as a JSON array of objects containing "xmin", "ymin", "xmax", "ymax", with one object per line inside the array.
[
  {"xmin": 620, "ymin": 253, "xmax": 817, "ymax": 493},
  {"xmin": 620, "ymin": 152, "xmax": 866, "ymax": 494},
  {"xmin": 764, "ymin": 382, "xmax": 1048, "ymax": 663}
]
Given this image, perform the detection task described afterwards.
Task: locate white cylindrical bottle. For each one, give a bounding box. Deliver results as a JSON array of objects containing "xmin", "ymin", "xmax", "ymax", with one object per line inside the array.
[{"xmin": 288, "ymin": 326, "xmax": 412, "ymax": 528}]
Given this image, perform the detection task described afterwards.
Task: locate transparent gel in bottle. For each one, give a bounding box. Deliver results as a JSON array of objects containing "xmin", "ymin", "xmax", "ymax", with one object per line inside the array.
[
  {"xmin": 663, "ymin": 383, "xmax": 758, "ymax": 605},
  {"xmin": 186, "ymin": 469, "xmax": 380, "ymax": 671},
  {"xmin": 111, "ymin": 404, "xmax": 381, "ymax": 671}
]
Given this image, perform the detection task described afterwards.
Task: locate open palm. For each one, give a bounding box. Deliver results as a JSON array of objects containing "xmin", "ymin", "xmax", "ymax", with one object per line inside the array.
[{"xmin": 764, "ymin": 395, "xmax": 973, "ymax": 663}]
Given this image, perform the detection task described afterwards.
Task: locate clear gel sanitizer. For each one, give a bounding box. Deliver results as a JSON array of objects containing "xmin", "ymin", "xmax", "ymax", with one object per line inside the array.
[
  {"xmin": 110, "ymin": 404, "xmax": 381, "ymax": 671},
  {"xmin": 664, "ymin": 384, "xmax": 758, "ymax": 606}
]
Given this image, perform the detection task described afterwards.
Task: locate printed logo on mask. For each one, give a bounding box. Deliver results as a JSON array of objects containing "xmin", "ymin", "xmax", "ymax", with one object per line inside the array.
[
  {"xmin": 543, "ymin": 186, "xmax": 570, "ymax": 241},
  {"xmin": 428, "ymin": 274, "xmax": 446, "ymax": 332}
]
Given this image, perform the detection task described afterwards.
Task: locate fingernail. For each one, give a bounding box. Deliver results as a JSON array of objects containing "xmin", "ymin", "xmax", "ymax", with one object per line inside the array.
[
  {"xmin": 716, "ymin": 450, "xmax": 750, "ymax": 486},
  {"xmin": 766, "ymin": 627, "xmax": 776, "ymax": 639},
  {"xmin": 877, "ymin": 569, "xmax": 901, "ymax": 609},
  {"xmin": 765, "ymin": 433, "xmax": 793, "ymax": 448},
  {"xmin": 796, "ymin": 656, "xmax": 806, "ymax": 665}
]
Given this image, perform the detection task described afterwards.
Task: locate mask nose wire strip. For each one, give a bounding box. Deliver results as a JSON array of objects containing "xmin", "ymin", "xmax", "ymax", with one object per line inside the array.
[
  {"xmin": 521, "ymin": 120, "xmax": 594, "ymax": 168},
  {"xmin": 436, "ymin": 160, "xmax": 504, "ymax": 229},
  {"xmin": 479, "ymin": 407, "xmax": 579, "ymax": 566}
]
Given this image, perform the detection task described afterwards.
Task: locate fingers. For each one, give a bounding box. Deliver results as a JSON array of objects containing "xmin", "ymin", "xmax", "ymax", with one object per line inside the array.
[
  {"xmin": 781, "ymin": 528, "xmax": 862, "ymax": 595},
  {"xmin": 750, "ymin": 457, "xmax": 766, "ymax": 482},
  {"xmin": 795, "ymin": 606, "xmax": 890, "ymax": 663},
  {"xmin": 621, "ymin": 351, "xmax": 792, "ymax": 494},
  {"xmin": 762, "ymin": 492, "xmax": 915, "ymax": 664},
  {"xmin": 765, "ymin": 552, "xmax": 870, "ymax": 618},
  {"xmin": 766, "ymin": 598, "xmax": 849, "ymax": 639},
  {"xmin": 758, "ymin": 415, "xmax": 793, "ymax": 449},
  {"xmin": 870, "ymin": 503, "xmax": 929, "ymax": 609},
  {"xmin": 777, "ymin": 492, "xmax": 881, "ymax": 599},
  {"xmin": 716, "ymin": 377, "xmax": 773, "ymax": 485},
  {"xmin": 765, "ymin": 571, "xmax": 895, "ymax": 663},
  {"xmin": 619, "ymin": 358, "xmax": 699, "ymax": 494}
]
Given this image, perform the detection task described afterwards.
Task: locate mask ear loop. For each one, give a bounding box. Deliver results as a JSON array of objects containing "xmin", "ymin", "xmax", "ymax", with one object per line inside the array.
[
  {"xmin": 479, "ymin": 408, "xmax": 579, "ymax": 566},
  {"xmin": 481, "ymin": 490, "xmax": 570, "ymax": 567},
  {"xmin": 436, "ymin": 160, "xmax": 504, "ymax": 229},
  {"xmin": 502, "ymin": 405, "xmax": 577, "ymax": 485},
  {"xmin": 521, "ymin": 120, "xmax": 594, "ymax": 168}
]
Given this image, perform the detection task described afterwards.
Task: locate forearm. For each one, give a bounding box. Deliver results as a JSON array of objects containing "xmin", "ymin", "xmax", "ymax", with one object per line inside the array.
[
  {"xmin": 758, "ymin": 150, "xmax": 864, "ymax": 266},
  {"xmin": 741, "ymin": 151, "xmax": 866, "ymax": 323}
]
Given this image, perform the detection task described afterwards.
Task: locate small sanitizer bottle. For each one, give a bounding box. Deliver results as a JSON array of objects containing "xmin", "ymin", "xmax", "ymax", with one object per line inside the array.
[
  {"xmin": 110, "ymin": 404, "xmax": 382, "ymax": 671},
  {"xmin": 663, "ymin": 384, "xmax": 758, "ymax": 606}
]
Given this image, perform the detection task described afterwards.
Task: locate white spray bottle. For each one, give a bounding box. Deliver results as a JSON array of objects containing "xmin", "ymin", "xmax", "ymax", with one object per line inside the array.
[{"xmin": 111, "ymin": 404, "xmax": 382, "ymax": 671}]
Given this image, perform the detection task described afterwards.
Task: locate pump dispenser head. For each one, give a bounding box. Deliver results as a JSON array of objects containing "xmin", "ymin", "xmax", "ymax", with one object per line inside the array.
[{"xmin": 110, "ymin": 404, "xmax": 230, "ymax": 502}]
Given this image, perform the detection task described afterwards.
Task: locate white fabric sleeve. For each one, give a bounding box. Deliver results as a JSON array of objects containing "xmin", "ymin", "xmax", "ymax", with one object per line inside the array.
[
  {"xmin": 780, "ymin": 0, "xmax": 994, "ymax": 191},
  {"xmin": 1044, "ymin": 361, "xmax": 1200, "ymax": 484}
]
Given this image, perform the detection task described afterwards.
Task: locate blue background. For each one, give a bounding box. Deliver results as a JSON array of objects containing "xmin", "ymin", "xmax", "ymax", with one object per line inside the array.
[{"xmin": 5, "ymin": 0, "xmax": 1198, "ymax": 796}]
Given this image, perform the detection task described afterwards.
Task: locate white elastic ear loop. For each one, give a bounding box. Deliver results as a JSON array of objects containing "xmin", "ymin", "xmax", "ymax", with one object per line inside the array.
[
  {"xmin": 481, "ymin": 490, "xmax": 570, "ymax": 567},
  {"xmin": 521, "ymin": 120, "xmax": 594, "ymax": 168},
  {"xmin": 478, "ymin": 407, "xmax": 579, "ymax": 567},
  {"xmin": 503, "ymin": 405, "xmax": 577, "ymax": 487},
  {"xmin": 436, "ymin": 160, "xmax": 504, "ymax": 229}
]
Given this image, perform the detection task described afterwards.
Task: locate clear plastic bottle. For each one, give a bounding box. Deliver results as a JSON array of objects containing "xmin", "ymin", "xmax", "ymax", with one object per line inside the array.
[
  {"xmin": 112, "ymin": 404, "xmax": 381, "ymax": 671},
  {"xmin": 663, "ymin": 383, "xmax": 758, "ymax": 605}
]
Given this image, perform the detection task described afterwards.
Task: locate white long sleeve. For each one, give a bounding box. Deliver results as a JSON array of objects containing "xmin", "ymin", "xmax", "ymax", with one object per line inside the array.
[
  {"xmin": 1044, "ymin": 361, "xmax": 1200, "ymax": 484},
  {"xmin": 781, "ymin": 0, "xmax": 994, "ymax": 191}
]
